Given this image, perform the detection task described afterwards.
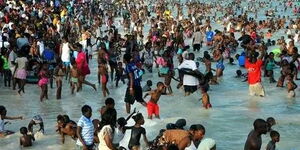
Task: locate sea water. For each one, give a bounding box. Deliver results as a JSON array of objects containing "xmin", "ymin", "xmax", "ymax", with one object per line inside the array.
[{"xmin": 1, "ymin": 0, "xmax": 300, "ymax": 150}]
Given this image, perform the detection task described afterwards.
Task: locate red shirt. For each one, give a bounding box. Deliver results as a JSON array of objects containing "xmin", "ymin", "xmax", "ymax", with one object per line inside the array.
[{"xmin": 245, "ymin": 59, "xmax": 263, "ymax": 84}]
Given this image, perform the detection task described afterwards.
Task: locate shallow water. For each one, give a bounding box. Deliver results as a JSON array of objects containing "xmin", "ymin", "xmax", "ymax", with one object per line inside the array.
[
  {"xmin": 1, "ymin": 0, "xmax": 300, "ymax": 150},
  {"xmin": 1, "ymin": 44, "xmax": 300, "ymax": 150}
]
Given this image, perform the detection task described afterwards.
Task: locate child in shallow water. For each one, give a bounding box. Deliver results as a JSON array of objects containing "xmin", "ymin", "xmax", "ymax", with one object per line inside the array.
[
  {"xmin": 128, "ymin": 113, "xmax": 149, "ymax": 150},
  {"xmin": 38, "ymin": 64, "xmax": 49, "ymax": 102},
  {"xmin": 266, "ymin": 130, "xmax": 280, "ymax": 150},
  {"xmin": 20, "ymin": 127, "xmax": 35, "ymax": 147},
  {"xmin": 0, "ymin": 105, "xmax": 23, "ymax": 137},
  {"xmin": 286, "ymin": 74, "xmax": 297, "ymax": 98},
  {"xmin": 201, "ymin": 84, "xmax": 212, "ymax": 109}
]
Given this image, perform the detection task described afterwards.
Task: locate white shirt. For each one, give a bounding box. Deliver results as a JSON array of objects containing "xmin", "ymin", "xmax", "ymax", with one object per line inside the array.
[
  {"xmin": 178, "ymin": 60, "xmax": 199, "ymax": 86},
  {"xmin": 61, "ymin": 42, "xmax": 71, "ymax": 62},
  {"xmin": 98, "ymin": 125, "xmax": 113, "ymax": 150},
  {"xmin": 193, "ymin": 31, "xmax": 203, "ymax": 44},
  {"xmin": 0, "ymin": 116, "xmax": 4, "ymax": 132},
  {"xmin": 185, "ymin": 141, "xmax": 197, "ymax": 150},
  {"xmin": 113, "ymin": 127, "xmax": 125, "ymax": 144},
  {"xmin": 37, "ymin": 41, "xmax": 45, "ymax": 56}
]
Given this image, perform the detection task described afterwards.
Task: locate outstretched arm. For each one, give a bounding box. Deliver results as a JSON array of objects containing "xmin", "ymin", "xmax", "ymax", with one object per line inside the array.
[
  {"xmin": 125, "ymin": 108, "xmax": 137, "ymax": 122},
  {"xmin": 4, "ymin": 116, "xmax": 23, "ymax": 120}
]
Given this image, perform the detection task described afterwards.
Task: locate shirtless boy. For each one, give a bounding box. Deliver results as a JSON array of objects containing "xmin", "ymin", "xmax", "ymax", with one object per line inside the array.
[
  {"xmin": 144, "ymin": 82, "xmax": 166, "ymax": 119},
  {"xmin": 20, "ymin": 127, "xmax": 35, "ymax": 147}
]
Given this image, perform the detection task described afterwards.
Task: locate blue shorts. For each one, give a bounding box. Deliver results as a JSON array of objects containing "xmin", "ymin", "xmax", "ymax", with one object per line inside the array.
[{"xmin": 63, "ymin": 62, "xmax": 71, "ymax": 67}]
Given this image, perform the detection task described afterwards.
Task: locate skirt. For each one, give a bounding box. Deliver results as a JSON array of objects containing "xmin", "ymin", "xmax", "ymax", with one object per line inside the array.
[{"xmin": 15, "ymin": 69, "xmax": 27, "ymax": 80}]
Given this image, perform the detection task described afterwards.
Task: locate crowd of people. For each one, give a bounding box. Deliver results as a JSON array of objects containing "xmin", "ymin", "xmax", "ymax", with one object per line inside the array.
[{"xmin": 0, "ymin": 0, "xmax": 299, "ymax": 149}]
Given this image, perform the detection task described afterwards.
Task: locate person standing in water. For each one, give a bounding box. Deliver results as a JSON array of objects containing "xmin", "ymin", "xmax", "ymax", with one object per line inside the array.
[
  {"xmin": 76, "ymin": 105, "xmax": 95, "ymax": 150},
  {"xmin": 244, "ymin": 119, "xmax": 268, "ymax": 150},
  {"xmin": 245, "ymin": 44, "xmax": 266, "ymax": 97},
  {"xmin": 128, "ymin": 113, "xmax": 149, "ymax": 150},
  {"xmin": 54, "ymin": 62, "xmax": 65, "ymax": 99},
  {"xmin": 75, "ymin": 44, "xmax": 97, "ymax": 92},
  {"xmin": 19, "ymin": 127, "xmax": 35, "ymax": 147},
  {"xmin": 144, "ymin": 82, "xmax": 167, "ymax": 119},
  {"xmin": 38, "ymin": 64, "xmax": 49, "ymax": 102},
  {"xmin": 123, "ymin": 53, "xmax": 147, "ymax": 114}
]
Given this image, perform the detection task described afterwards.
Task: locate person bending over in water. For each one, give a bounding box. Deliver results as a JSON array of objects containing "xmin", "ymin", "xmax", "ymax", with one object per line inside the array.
[
  {"xmin": 144, "ymin": 82, "xmax": 168, "ymax": 119},
  {"xmin": 158, "ymin": 124, "xmax": 206, "ymax": 150},
  {"xmin": 56, "ymin": 114, "xmax": 77, "ymax": 143},
  {"xmin": 28, "ymin": 115, "xmax": 44, "ymax": 135},
  {"xmin": 20, "ymin": 127, "xmax": 35, "ymax": 147},
  {"xmin": 143, "ymin": 80, "xmax": 153, "ymax": 92},
  {"xmin": 266, "ymin": 130, "xmax": 280, "ymax": 150},
  {"xmin": 0, "ymin": 105, "xmax": 23, "ymax": 137},
  {"xmin": 244, "ymin": 119, "xmax": 268, "ymax": 150},
  {"xmin": 128, "ymin": 113, "xmax": 149, "ymax": 150}
]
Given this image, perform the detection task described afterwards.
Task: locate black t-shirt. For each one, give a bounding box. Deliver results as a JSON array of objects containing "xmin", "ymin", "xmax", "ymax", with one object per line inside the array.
[{"xmin": 128, "ymin": 126, "xmax": 146, "ymax": 148}]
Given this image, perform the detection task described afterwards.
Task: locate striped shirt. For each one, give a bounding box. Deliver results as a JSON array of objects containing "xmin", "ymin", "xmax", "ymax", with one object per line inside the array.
[{"xmin": 76, "ymin": 115, "xmax": 94, "ymax": 146}]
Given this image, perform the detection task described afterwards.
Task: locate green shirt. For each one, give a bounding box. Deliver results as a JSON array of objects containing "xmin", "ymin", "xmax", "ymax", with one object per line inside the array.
[{"xmin": 1, "ymin": 56, "xmax": 9, "ymax": 70}]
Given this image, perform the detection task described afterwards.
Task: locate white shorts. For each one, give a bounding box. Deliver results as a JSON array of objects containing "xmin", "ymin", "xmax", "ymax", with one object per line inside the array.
[{"xmin": 249, "ymin": 82, "xmax": 265, "ymax": 97}]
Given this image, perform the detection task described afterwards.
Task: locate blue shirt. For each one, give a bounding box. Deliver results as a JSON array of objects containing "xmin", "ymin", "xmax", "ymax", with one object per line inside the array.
[
  {"xmin": 76, "ymin": 116, "xmax": 94, "ymax": 146},
  {"xmin": 238, "ymin": 55, "xmax": 245, "ymax": 66},
  {"xmin": 206, "ymin": 31, "xmax": 214, "ymax": 42},
  {"xmin": 125, "ymin": 62, "xmax": 141, "ymax": 86}
]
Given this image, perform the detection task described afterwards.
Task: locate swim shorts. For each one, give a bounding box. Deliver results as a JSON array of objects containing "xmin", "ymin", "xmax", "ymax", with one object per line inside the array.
[
  {"xmin": 38, "ymin": 78, "xmax": 49, "ymax": 87},
  {"xmin": 184, "ymin": 85, "xmax": 198, "ymax": 94},
  {"xmin": 147, "ymin": 101, "xmax": 159, "ymax": 116},
  {"xmin": 71, "ymin": 77, "xmax": 78, "ymax": 83},
  {"xmin": 124, "ymin": 85, "xmax": 144, "ymax": 104},
  {"xmin": 249, "ymin": 82, "xmax": 265, "ymax": 96}
]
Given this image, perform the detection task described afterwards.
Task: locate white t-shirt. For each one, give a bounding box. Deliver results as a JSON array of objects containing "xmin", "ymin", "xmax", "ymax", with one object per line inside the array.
[
  {"xmin": 9, "ymin": 50, "xmax": 16, "ymax": 72},
  {"xmin": 0, "ymin": 116, "xmax": 4, "ymax": 132},
  {"xmin": 61, "ymin": 42, "xmax": 71, "ymax": 62},
  {"xmin": 193, "ymin": 31, "xmax": 202, "ymax": 44},
  {"xmin": 37, "ymin": 41, "xmax": 45, "ymax": 56},
  {"xmin": 113, "ymin": 127, "xmax": 125, "ymax": 144},
  {"xmin": 98, "ymin": 125, "xmax": 113, "ymax": 150},
  {"xmin": 178, "ymin": 60, "xmax": 199, "ymax": 86}
]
